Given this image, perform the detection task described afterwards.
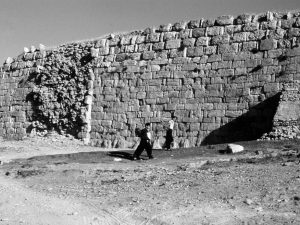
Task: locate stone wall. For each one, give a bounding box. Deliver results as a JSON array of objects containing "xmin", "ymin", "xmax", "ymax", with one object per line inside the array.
[{"xmin": 1, "ymin": 10, "xmax": 300, "ymax": 148}]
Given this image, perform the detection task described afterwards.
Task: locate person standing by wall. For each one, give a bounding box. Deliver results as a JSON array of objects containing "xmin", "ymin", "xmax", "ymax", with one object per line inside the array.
[
  {"xmin": 133, "ymin": 123, "xmax": 154, "ymax": 160},
  {"xmin": 165, "ymin": 119, "xmax": 174, "ymax": 151}
]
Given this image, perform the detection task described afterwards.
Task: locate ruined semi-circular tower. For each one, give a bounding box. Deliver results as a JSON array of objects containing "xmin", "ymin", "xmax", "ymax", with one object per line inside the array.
[{"xmin": 1, "ymin": 10, "xmax": 300, "ymax": 148}]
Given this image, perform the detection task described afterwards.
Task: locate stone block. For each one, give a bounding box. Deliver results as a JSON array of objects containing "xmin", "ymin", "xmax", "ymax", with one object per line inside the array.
[
  {"xmin": 142, "ymin": 51, "xmax": 155, "ymax": 60},
  {"xmin": 157, "ymin": 97, "xmax": 169, "ymax": 104},
  {"xmin": 173, "ymin": 57, "xmax": 190, "ymax": 64},
  {"xmin": 165, "ymin": 104, "xmax": 177, "ymax": 111},
  {"xmin": 182, "ymin": 38, "xmax": 196, "ymax": 47},
  {"xmin": 163, "ymin": 32, "xmax": 177, "ymax": 41},
  {"xmin": 159, "ymin": 23, "xmax": 172, "ymax": 32},
  {"xmin": 211, "ymin": 35, "xmax": 230, "ymax": 45},
  {"xmin": 188, "ymin": 20, "xmax": 200, "ymax": 28},
  {"xmin": 217, "ymin": 68, "xmax": 234, "ymax": 77},
  {"xmin": 148, "ymin": 91, "xmax": 163, "ymax": 98},
  {"xmin": 243, "ymin": 22, "xmax": 259, "ymax": 32},
  {"xmin": 186, "ymin": 47, "xmax": 204, "ymax": 57},
  {"xmin": 169, "ymin": 49, "xmax": 184, "ymax": 58},
  {"xmin": 178, "ymin": 29, "xmax": 190, "ymax": 39},
  {"xmin": 207, "ymin": 27, "xmax": 223, "ymax": 36},
  {"xmin": 192, "ymin": 28, "xmax": 206, "ymax": 37},
  {"xmin": 190, "ymin": 123, "xmax": 200, "ymax": 131},
  {"xmin": 181, "ymin": 63, "xmax": 198, "ymax": 71},
  {"xmin": 260, "ymin": 39, "xmax": 276, "ymax": 51},
  {"xmin": 267, "ymin": 49, "xmax": 283, "ymax": 58},
  {"xmin": 152, "ymin": 42, "xmax": 165, "ymax": 50},
  {"xmin": 286, "ymin": 47, "xmax": 300, "ymax": 57},
  {"xmin": 226, "ymin": 144, "xmax": 244, "ymax": 153},
  {"xmin": 141, "ymin": 111, "xmax": 153, "ymax": 118},
  {"xmin": 216, "ymin": 61, "xmax": 232, "ymax": 69},
  {"xmin": 218, "ymin": 44, "xmax": 238, "ymax": 54},
  {"xmin": 138, "ymin": 43, "xmax": 151, "ymax": 52},
  {"xmin": 120, "ymin": 36, "xmax": 132, "ymax": 45},
  {"xmin": 207, "ymin": 110, "xmax": 225, "ymax": 117},
  {"xmin": 207, "ymin": 54, "xmax": 222, "ymax": 62},
  {"xmin": 263, "ymin": 83, "xmax": 279, "ymax": 93},
  {"xmin": 136, "ymin": 92, "xmax": 146, "ymax": 99},
  {"xmin": 235, "ymin": 14, "xmax": 253, "ymax": 24},
  {"xmin": 108, "ymin": 36, "xmax": 120, "ymax": 46},
  {"xmin": 148, "ymin": 79, "xmax": 162, "ymax": 86},
  {"xmin": 261, "ymin": 20, "xmax": 277, "ymax": 30},
  {"xmin": 215, "ymin": 15, "xmax": 234, "ymax": 25},
  {"xmin": 146, "ymin": 33, "xmax": 160, "ymax": 43},
  {"xmin": 204, "ymin": 46, "xmax": 217, "ymax": 55},
  {"xmin": 166, "ymin": 40, "xmax": 181, "ymax": 49},
  {"xmin": 195, "ymin": 37, "xmax": 209, "ymax": 46},
  {"xmin": 201, "ymin": 123, "xmax": 219, "ymax": 131},
  {"xmin": 167, "ymin": 80, "xmax": 180, "ymax": 86},
  {"xmin": 115, "ymin": 53, "xmax": 127, "ymax": 62},
  {"xmin": 150, "ymin": 59, "xmax": 168, "ymax": 65},
  {"xmin": 232, "ymin": 32, "xmax": 247, "ymax": 42},
  {"xmin": 172, "ymin": 21, "xmax": 187, "ymax": 31},
  {"xmin": 136, "ymin": 35, "xmax": 146, "ymax": 44},
  {"xmin": 201, "ymin": 19, "xmax": 215, "ymax": 27},
  {"xmin": 156, "ymin": 71, "xmax": 171, "ymax": 78}
]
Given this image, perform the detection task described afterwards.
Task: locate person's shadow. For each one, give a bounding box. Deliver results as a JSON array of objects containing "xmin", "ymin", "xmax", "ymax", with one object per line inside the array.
[{"xmin": 107, "ymin": 151, "xmax": 134, "ymax": 160}]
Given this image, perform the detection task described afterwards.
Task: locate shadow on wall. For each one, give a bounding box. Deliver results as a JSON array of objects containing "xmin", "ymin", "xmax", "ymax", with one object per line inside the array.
[{"xmin": 201, "ymin": 93, "xmax": 281, "ymax": 145}]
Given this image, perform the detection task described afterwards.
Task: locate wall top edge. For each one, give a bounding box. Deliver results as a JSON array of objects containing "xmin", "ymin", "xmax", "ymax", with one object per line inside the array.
[{"xmin": 2, "ymin": 9, "xmax": 300, "ymax": 68}]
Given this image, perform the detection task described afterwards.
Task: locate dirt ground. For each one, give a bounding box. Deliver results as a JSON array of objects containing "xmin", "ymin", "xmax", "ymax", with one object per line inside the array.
[{"xmin": 0, "ymin": 134, "xmax": 299, "ymax": 225}]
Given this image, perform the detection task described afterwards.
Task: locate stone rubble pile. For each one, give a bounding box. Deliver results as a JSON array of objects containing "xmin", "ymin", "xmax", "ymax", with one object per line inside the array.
[{"xmin": 260, "ymin": 86, "xmax": 300, "ymax": 140}]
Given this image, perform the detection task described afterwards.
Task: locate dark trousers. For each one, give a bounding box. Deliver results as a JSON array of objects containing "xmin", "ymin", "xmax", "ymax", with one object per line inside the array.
[
  {"xmin": 133, "ymin": 140, "xmax": 152, "ymax": 158},
  {"xmin": 165, "ymin": 129, "xmax": 173, "ymax": 150},
  {"xmin": 165, "ymin": 139, "xmax": 172, "ymax": 150}
]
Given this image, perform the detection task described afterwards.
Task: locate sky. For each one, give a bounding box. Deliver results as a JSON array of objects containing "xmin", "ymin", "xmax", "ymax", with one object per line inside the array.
[{"xmin": 0, "ymin": 0, "xmax": 299, "ymax": 64}]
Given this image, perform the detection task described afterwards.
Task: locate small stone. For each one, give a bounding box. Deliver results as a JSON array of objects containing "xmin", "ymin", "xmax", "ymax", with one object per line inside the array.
[
  {"xmin": 5, "ymin": 57, "xmax": 13, "ymax": 64},
  {"xmin": 114, "ymin": 158, "xmax": 122, "ymax": 162},
  {"xmin": 244, "ymin": 198, "xmax": 253, "ymax": 205},
  {"xmin": 24, "ymin": 47, "xmax": 29, "ymax": 53}
]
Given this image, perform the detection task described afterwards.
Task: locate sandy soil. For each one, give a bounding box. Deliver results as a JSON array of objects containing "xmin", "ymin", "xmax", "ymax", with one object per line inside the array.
[{"xmin": 0, "ymin": 134, "xmax": 299, "ymax": 225}]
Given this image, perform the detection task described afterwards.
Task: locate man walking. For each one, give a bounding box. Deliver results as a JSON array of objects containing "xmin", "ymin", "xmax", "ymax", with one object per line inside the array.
[{"xmin": 133, "ymin": 123, "xmax": 154, "ymax": 160}]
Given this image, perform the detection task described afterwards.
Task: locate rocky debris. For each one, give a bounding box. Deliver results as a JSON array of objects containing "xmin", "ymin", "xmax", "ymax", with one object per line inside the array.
[{"xmin": 261, "ymin": 89, "xmax": 300, "ymax": 141}]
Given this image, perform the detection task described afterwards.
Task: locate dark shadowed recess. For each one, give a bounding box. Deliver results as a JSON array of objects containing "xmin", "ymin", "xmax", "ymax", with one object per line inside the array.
[{"xmin": 201, "ymin": 92, "xmax": 281, "ymax": 145}]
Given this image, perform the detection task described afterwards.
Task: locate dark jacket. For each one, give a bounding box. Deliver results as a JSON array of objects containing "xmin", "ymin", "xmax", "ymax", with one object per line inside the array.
[{"xmin": 140, "ymin": 128, "xmax": 150, "ymax": 141}]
